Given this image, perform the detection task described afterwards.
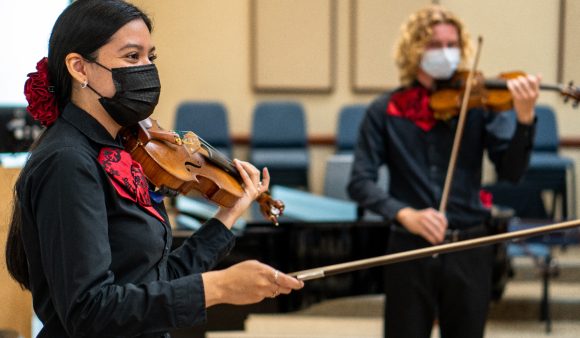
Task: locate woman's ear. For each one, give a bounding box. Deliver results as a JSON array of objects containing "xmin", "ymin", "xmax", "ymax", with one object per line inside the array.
[{"xmin": 64, "ymin": 53, "xmax": 88, "ymax": 86}]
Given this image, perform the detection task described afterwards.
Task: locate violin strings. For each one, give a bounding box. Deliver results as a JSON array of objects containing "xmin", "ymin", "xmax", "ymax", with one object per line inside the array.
[{"xmin": 174, "ymin": 130, "xmax": 235, "ymax": 166}]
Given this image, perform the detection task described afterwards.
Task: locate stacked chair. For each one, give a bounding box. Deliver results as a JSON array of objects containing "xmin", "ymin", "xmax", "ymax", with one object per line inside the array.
[
  {"xmin": 249, "ymin": 101, "xmax": 310, "ymax": 189},
  {"xmin": 522, "ymin": 105, "xmax": 576, "ymax": 219},
  {"xmin": 485, "ymin": 105, "xmax": 578, "ymax": 333},
  {"xmin": 325, "ymin": 103, "xmax": 387, "ymax": 220},
  {"xmin": 335, "ymin": 104, "xmax": 367, "ymax": 155},
  {"xmin": 174, "ymin": 101, "xmax": 233, "ymax": 158}
]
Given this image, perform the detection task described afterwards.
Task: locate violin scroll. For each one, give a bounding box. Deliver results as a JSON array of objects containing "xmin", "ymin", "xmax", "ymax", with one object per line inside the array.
[
  {"xmin": 257, "ymin": 193, "xmax": 285, "ymax": 226},
  {"xmin": 562, "ymin": 81, "xmax": 580, "ymax": 108}
]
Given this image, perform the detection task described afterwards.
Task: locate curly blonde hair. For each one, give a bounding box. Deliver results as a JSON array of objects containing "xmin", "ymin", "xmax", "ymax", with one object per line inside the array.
[{"xmin": 394, "ymin": 5, "xmax": 473, "ymax": 86}]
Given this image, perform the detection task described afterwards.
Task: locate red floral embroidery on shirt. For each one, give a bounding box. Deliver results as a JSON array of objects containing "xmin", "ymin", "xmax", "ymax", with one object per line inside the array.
[
  {"xmin": 387, "ymin": 86, "xmax": 436, "ymax": 132},
  {"xmin": 98, "ymin": 147, "xmax": 164, "ymax": 222}
]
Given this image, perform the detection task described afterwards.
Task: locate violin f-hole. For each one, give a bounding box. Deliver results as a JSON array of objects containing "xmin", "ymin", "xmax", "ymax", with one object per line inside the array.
[{"xmin": 185, "ymin": 161, "xmax": 202, "ymax": 170}]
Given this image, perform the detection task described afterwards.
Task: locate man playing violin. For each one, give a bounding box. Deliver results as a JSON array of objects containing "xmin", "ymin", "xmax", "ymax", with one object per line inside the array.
[{"xmin": 348, "ymin": 5, "xmax": 540, "ymax": 338}]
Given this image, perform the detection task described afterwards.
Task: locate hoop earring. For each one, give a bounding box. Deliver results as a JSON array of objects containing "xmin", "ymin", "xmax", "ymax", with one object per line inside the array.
[{"xmin": 81, "ymin": 80, "xmax": 88, "ymax": 89}]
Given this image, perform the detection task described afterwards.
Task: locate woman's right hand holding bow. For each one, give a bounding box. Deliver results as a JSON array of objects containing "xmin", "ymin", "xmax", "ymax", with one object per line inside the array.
[{"xmin": 202, "ymin": 260, "xmax": 304, "ymax": 307}]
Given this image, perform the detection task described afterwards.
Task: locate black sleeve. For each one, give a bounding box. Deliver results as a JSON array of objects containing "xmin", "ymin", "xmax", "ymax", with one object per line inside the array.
[
  {"xmin": 167, "ymin": 218, "xmax": 235, "ymax": 280},
  {"xmin": 347, "ymin": 93, "xmax": 409, "ymax": 220},
  {"xmin": 485, "ymin": 111, "xmax": 536, "ymax": 182}
]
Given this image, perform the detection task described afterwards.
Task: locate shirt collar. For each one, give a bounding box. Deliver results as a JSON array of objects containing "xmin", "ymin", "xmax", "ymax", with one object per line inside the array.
[
  {"xmin": 60, "ymin": 103, "xmax": 123, "ymax": 149},
  {"xmin": 410, "ymin": 79, "xmax": 430, "ymax": 91}
]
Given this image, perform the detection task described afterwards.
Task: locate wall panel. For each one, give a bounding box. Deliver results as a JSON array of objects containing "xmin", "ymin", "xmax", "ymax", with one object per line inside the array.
[
  {"xmin": 350, "ymin": 0, "xmax": 428, "ymax": 93},
  {"xmin": 251, "ymin": 0, "xmax": 336, "ymax": 93},
  {"xmin": 563, "ymin": 0, "xmax": 580, "ymax": 92}
]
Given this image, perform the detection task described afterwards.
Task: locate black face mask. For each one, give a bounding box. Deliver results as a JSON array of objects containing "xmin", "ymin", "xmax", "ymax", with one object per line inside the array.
[{"xmin": 87, "ymin": 62, "xmax": 161, "ymax": 127}]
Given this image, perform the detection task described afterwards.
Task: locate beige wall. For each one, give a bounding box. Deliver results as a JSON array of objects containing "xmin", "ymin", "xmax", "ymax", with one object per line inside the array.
[
  {"xmin": 131, "ymin": 0, "xmax": 377, "ymax": 135},
  {"xmin": 130, "ymin": 0, "xmax": 580, "ymax": 198},
  {"xmin": 0, "ymin": 169, "xmax": 32, "ymax": 338}
]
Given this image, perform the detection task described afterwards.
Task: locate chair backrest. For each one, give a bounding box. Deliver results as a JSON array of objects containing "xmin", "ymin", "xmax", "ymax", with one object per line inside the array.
[
  {"xmin": 323, "ymin": 154, "xmax": 355, "ymax": 200},
  {"xmin": 533, "ymin": 105, "xmax": 559, "ymax": 152},
  {"xmin": 174, "ymin": 101, "xmax": 232, "ymax": 156},
  {"xmin": 323, "ymin": 154, "xmax": 389, "ymax": 201},
  {"xmin": 336, "ymin": 104, "xmax": 366, "ymax": 153},
  {"xmin": 322, "ymin": 153, "xmax": 389, "ymax": 221},
  {"xmin": 251, "ymin": 101, "xmax": 307, "ymax": 148}
]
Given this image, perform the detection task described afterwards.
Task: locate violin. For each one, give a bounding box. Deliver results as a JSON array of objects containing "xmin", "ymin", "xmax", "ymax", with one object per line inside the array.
[
  {"xmin": 430, "ymin": 70, "xmax": 580, "ymax": 120},
  {"xmin": 120, "ymin": 118, "xmax": 285, "ymax": 225}
]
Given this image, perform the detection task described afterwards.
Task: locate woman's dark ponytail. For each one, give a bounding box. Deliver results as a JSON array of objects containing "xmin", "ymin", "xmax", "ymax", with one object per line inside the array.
[{"xmin": 5, "ymin": 181, "xmax": 29, "ymax": 289}]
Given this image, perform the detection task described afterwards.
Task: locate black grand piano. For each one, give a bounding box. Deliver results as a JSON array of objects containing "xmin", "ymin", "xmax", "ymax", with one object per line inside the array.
[
  {"xmin": 169, "ymin": 185, "xmax": 534, "ymax": 338},
  {"xmin": 170, "ymin": 186, "xmax": 390, "ymax": 337}
]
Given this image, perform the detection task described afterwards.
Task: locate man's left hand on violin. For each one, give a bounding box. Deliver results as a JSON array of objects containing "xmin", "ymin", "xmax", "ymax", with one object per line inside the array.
[{"xmin": 507, "ymin": 73, "xmax": 541, "ymax": 125}]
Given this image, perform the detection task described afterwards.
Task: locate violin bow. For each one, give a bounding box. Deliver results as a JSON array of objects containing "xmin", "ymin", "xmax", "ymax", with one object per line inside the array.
[
  {"xmin": 439, "ymin": 36, "xmax": 484, "ymax": 213},
  {"xmin": 289, "ymin": 218, "xmax": 580, "ymax": 281}
]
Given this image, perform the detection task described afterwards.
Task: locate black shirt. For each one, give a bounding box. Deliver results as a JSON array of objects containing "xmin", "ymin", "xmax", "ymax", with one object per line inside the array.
[
  {"xmin": 348, "ymin": 88, "xmax": 535, "ymax": 228},
  {"xmin": 18, "ymin": 103, "xmax": 235, "ymax": 337}
]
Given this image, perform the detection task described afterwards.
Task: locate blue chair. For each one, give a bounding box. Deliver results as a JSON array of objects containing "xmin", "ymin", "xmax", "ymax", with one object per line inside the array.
[
  {"xmin": 323, "ymin": 154, "xmax": 356, "ymax": 201},
  {"xmin": 505, "ymin": 218, "xmax": 580, "ymax": 333},
  {"xmin": 174, "ymin": 101, "xmax": 233, "ymax": 158},
  {"xmin": 336, "ymin": 104, "xmax": 366, "ymax": 154},
  {"xmin": 506, "ymin": 240, "xmax": 555, "ymax": 333},
  {"xmin": 249, "ymin": 101, "xmax": 309, "ymax": 189},
  {"xmin": 522, "ymin": 105, "xmax": 576, "ymax": 219},
  {"xmin": 323, "ymin": 153, "xmax": 387, "ymax": 221}
]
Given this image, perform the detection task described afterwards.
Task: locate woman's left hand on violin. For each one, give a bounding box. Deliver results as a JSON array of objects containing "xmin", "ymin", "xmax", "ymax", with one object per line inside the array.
[
  {"xmin": 214, "ymin": 159, "xmax": 270, "ymax": 228},
  {"xmin": 507, "ymin": 73, "xmax": 541, "ymax": 125}
]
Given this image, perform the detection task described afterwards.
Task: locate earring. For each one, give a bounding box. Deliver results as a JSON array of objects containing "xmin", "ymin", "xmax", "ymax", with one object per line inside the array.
[{"xmin": 81, "ymin": 80, "xmax": 88, "ymax": 89}]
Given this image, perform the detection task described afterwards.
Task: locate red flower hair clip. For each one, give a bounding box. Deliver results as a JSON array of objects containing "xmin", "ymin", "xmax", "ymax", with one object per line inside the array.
[{"xmin": 24, "ymin": 57, "xmax": 60, "ymax": 127}]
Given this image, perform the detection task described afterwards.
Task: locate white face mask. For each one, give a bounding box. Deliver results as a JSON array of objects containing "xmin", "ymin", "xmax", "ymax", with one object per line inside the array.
[{"xmin": 420, "ymin": 47, "xmax": 460, "ymax": 80}]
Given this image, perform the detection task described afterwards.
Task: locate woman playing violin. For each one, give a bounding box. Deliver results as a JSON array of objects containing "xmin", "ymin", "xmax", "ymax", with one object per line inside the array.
[
  {"xmin": 5, "ymin": 1, "xmax": 302, "ymax": 337},
  {"xmin": 348, "ymin": 5, "xmax": 539, "ymax": 338}
]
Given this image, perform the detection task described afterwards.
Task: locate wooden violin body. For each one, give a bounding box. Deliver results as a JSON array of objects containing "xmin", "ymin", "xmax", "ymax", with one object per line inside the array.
[
  {"xmin": 121, "ymin": 118, "xmax": 284, "ymax": 225},
  {"xmin": 430, "ymin": 70, "xmax": 580, "ymax": 120}
]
